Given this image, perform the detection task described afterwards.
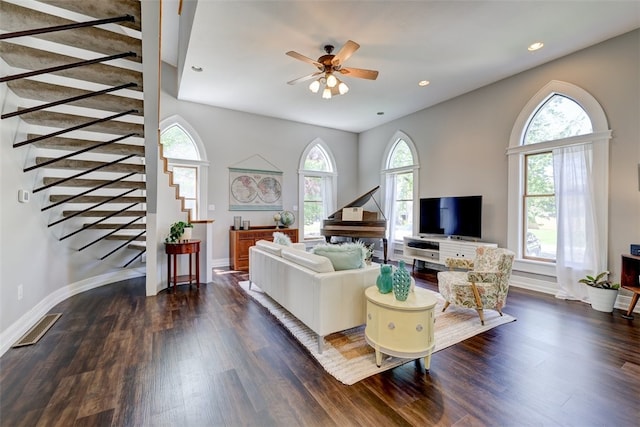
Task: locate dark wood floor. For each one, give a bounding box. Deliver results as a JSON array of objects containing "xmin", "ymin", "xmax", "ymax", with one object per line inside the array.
[{"xmin": 1, "ymin": 267, "xmax": 638, "ymax": 427}]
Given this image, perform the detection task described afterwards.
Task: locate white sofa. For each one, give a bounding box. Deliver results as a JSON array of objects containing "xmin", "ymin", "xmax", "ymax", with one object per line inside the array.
[{"xmin": 248, "ymin": 240, "xmax": 380, "ymax": 353}]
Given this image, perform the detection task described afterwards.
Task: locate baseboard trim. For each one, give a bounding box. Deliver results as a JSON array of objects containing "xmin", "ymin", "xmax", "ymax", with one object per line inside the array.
[{"xmin": 0, "ymin": 268, "xmax": 144, "ymax": 357}]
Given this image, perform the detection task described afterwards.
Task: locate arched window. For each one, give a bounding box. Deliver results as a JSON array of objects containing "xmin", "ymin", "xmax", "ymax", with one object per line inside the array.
[
  {"xmin": 160, "ymin": 116, "xmax": 208, "ymax": 220},
  {"xmin": 507, "ymin": 81, "xmax": 611, "ymax": 299},
  {"xmin": 298, "ymin": 140, "xmax": 336, "ymax": 239},
  {"xmin": 382, "ymin": 132, "xmax": 419, "ymax": 259}
]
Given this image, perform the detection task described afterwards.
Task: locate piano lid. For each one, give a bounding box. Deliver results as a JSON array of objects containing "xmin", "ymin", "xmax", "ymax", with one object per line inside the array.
[{"xmin": 327, "ymin": 186, "xmax": 381, "ymax": 219}]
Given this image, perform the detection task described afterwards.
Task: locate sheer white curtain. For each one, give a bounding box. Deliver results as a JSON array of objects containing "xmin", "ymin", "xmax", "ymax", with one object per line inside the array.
[
  {"xmin": 384, "ymin": 174, "xmax": 396, "ymax": 259},
  {"xmin": 554, "ymin": 143, "xmax": 600, "ymax": 301}
]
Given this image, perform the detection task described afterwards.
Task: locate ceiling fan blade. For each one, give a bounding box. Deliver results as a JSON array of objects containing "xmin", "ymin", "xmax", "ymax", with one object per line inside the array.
[
  {"xmin": 339, "ymin": 67, "xmax": 379, "ymax": 80},
  {"xmin": 286, "ymin": 51, "xmax": 323, "ymax": 69},
  {"xmin": 287, "ymin": 71, "xmax": 322, "ymax": 85},
  {"xmin": 332, "ymin": 40, "xmax": 360, "ymax": 67}
]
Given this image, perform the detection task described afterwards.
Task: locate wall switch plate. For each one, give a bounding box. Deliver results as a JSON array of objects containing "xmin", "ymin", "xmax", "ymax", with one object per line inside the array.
[
  {"xmin": 293, "ymin": 205, "xmax": 298, "ymax": 211},
  {"xmin": 208, "ymin": 204, "xmax": 215, "ymax": 211},
  {"xmin": 18, "ymin": 284, "xmax": 23, "ymax": 300},
  {"xmin": 18, "ymin": 189, "xmax": 30, "ymax": 203}
]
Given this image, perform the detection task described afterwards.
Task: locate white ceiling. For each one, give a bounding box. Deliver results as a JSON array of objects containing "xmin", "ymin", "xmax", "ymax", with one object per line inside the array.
[{"xmin": 161, "ymin": 1, "xmax": 640, "ymax": 133}]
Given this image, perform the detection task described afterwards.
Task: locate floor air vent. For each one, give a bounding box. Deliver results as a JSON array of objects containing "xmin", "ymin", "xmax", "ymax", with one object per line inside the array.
[{"xmin": 12, "ymin": 313, "xmax": 62, "ymax": 348}]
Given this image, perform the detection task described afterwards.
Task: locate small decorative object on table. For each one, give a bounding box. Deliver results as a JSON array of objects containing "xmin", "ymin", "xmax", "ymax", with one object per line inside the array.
[
  {"xmin": 273, "ymin": 212, "xmax": 281, "ymax": 228},
  {"xmin": 166, "ymin": 221, "xmax": 193, "ymax": 243},
  {"xmin": 279, "ymin": 210, "xmax": 295, "ymax": 227},
  {"xmin": 376, "ymin": 264, "xmax": 393, "ymax": 294},
  {"xmin": 393, "ymin": 260, "xmax": 412, "ymax": 301}
]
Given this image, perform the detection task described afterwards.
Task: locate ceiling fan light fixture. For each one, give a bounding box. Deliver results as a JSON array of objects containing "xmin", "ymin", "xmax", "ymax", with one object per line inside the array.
[
  {"xmin": 338, "ymin": 81, "xmax": 349, "ymax": 95},
  {"xmin": 309, "ymin": 79, "xmax": 321, "ymax": 93},
  {"xmin": 326, "ymin": 73, "xmax": 338, "ymax": 88},
  {"xmin": 322, "ymin": 87, "xmax": 332, "ymax": 99}
]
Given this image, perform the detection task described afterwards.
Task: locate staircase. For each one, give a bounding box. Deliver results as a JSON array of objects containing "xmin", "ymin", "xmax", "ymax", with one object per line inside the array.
[{"xmin": 1, "ymin": 0, "xmax": 148, "ymax": 267}]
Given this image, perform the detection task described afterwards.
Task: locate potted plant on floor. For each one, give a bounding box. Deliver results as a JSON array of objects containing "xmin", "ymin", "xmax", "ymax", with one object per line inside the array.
[
  {"xmin": 579, "ymin": 271, "xmax": 620, "ymax": 313},
  {"xmin": 166, "ymin": 221, "xmax": 193, "ymax": 243}
]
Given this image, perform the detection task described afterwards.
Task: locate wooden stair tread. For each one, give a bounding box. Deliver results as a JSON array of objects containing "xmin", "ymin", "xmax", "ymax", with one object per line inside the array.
[
  {"xmin": 8, "ymin": 80, "xmax": 144, "ymax": 116},
  {"xmin": 50, "ymin": 195, "xmax": 146, "ymax": 203},
  {"xmin": 32, "ymin": 135, "xmax": 144, "ymax": 155},
  {"xmin": 105, "ymin": 235, "xmax": 146, "ymax": 241},
  {"xmin": 36, "ymin": 157, "xmax": 145, "ymax": 173},
  {"xmin": 0, "ymin": 42, "xmax": 143, "ymax": 91},
  {"xmin": 127, "ymin": 242, "xmax": 146, "ymax": 251},
  {"xmin": 0, "ymin": 2, "xmax": 142, "ymax": 63},
  {"xmin": 42, "ymin": 178, "xmax": 145, "ymax": 189},
  {"xmin": 20, "ymin": 111, "xmax": 143, "ymax": 136},
  {"xmin": 86, "ymin": 223, "xmax": 146, "ymax": 229},
  {"xmin": 40, "ymin": 0, "xmax": 142, "ymax": 32},
  {"xmin": 62, "ymin": 210, "xmax": 146, "ymax": 217}
]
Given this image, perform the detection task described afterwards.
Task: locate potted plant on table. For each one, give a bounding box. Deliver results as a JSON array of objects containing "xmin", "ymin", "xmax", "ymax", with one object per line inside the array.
[
  {"xmin": 166, "ymin": 221, "xmax": 193, "ymax": 243},
  {"xmin": 579, "ymin": 271, "xmax": 620, "ymax": 313}
]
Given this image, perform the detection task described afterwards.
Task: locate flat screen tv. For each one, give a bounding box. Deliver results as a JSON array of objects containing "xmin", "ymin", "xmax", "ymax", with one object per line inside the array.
[{"xmin": 419, "ymin": 195, "xmax": 482, "ymax": 239}]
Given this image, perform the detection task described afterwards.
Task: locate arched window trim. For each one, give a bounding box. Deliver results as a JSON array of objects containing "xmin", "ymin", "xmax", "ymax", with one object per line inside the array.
[
  {"xmin": 159, "ymin": 115, "xmax": 209, "ymax": 220},
  {"xmin": 380, "ymin": 131, "xmax": 419, "ymax": 259},
  {"xmin": 507, "ymin": 80, "xmax": 611, "ymax": 277},
  {"xmin": 160, "ymin": 115, "xmax": 209, "ymax": 163},
  {"xmin": 298, "ymin": 138, "xmax": 337, "ymax": 239}
]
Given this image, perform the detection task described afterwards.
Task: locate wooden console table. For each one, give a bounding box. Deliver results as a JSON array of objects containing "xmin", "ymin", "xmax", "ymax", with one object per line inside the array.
[
  {"xmin": 621, "ymin": 254, "xmax": 640, "ymax": 319},
  {"xmin": 229, "ymin": 226, "xmax": 298, "ymax": 271},
  {"xmin": 364, "ymin": 286, "xmax": 437, "ymax": 371},
  {"xmin": 165, "ymin": 240, "xmax": 200, "ymax": 291}
]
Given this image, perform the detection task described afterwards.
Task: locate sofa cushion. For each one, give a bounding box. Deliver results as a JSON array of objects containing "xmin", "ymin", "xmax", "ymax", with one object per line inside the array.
[
  {"xmin": 281, "ymin": 248, "xmax": 335, "ymax": 273},
  {"xmin": 311, "ymin": 243, "xmax": 365, "ymax": 271},
  {"xmin": 255, "ymin": 239, "xmax": 286, "ymax": 256},
  {"xmin": 272, "ymin": 231, "xmax": 293, "ymax": 246}
]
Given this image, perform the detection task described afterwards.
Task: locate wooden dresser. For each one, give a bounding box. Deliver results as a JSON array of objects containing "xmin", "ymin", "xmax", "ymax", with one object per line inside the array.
[{"xmin": 229, "ymin": 226, "xmax": 298, "ymax": 271}]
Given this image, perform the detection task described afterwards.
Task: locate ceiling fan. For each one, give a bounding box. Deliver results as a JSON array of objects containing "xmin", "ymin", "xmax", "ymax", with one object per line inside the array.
[{"xmin": 286, "ymin": 40, "xmax": 379, "ymax": 98}]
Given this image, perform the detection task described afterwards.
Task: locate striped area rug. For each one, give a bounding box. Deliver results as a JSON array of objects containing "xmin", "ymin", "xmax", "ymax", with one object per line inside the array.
[{"xmin": 238, "ymin": 281, "xmax": 516, "ymax": 385}]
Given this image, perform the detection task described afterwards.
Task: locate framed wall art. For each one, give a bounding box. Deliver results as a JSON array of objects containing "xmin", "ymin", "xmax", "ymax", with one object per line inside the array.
[{"xmin": 229, "ymin": 155, "xmax": 283, "ymax": 211}]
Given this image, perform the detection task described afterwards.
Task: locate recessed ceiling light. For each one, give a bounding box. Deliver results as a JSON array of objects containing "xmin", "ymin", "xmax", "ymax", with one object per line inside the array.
[
  {"xmin": 528, "ymin": 42, "xmax": 544, "ymax": 52},
  {"xmin": 418, "ymin": 80, "xmax": 430, "ymax": 87},
  {"xmin": 191, "ymin": 66, "xmax": 203, "ymax": 72}
]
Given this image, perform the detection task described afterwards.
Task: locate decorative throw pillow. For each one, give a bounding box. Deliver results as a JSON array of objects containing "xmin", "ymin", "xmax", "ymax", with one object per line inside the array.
[
  {"xmin": 273, "ymin": 231, "xmax": 292, "ymax": 246},
  {"xmin": 311, "ymin": 243, "xmax": 365, "ymax": 271}
]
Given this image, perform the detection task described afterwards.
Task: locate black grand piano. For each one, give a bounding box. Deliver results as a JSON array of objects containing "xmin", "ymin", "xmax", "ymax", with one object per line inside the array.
[{"xmin": 320, "ymin": 186, "xmax": 388, "ymax": 263}]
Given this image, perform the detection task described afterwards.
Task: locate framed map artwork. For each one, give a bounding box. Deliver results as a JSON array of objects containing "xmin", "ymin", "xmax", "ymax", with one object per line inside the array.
[{"xmin": 229, "ymin": 167, "xmax": 283, "ymax": 211}]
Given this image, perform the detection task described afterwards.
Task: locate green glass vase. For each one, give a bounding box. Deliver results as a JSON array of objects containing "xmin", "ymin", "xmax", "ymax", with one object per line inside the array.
[
  {"xmin": 376, "ymin": 264, "xmax": 393, "ymax": 294},
  {"xmin": 392, "ymin": 260, "xmax": 411, "ymax": 301}
]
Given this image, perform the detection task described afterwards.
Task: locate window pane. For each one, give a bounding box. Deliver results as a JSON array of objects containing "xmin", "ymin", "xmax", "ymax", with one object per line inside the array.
[
  {"xmin": 172, "ymin": 166, "xmax": 197, "ymax": 198},
  {"xmin": 526, "ymin": 152, "xmax": 554, "ymax": 195},
  {"xmin": 524, "ymin": 196, "xmax": 556, "ymax": 260},
  {"xmin": 393, "ymin": 200, "xmax": 413, "ymax": 240},
  {"xmin": 304, "ymin": 176, "xmax": 323, "ymax": 237},
  {"xmin": 389, "ymin": 140, "xmax": 413, "ymax": 168},
  {"xmin": 393, "ymin": 172, "xmax": 413, "ymax": 241},
  {"xmin": 161, "ymin": 125, "xmax": 199, "ymax": 160},
  {"xmin": 524, "ymin": 95, "xmax": 592, "ymax": 145},
  {"xmin": 304, "ymin": 146, "xmax": 331, "ymax": 172}
]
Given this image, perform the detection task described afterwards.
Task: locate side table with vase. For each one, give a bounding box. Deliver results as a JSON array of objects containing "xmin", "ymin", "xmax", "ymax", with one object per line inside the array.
[{"xmin": 364, "ymin": 285, "xmax": 437, "ymax": 371}]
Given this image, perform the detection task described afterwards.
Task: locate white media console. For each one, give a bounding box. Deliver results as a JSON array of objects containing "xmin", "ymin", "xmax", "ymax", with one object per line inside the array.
[{"xmin": 403, "ymin": 236, "xmax": 497, "ymax": 269}]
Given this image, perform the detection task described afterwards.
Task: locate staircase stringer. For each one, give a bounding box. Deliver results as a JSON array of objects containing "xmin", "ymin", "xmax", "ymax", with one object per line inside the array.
[{"xmin": 159, "ymin": 139, "xmax": 193, "ymax": 223}]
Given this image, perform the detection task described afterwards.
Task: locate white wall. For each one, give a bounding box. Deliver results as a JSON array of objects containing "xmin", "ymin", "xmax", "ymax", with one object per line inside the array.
[
  {"xmin": 359, "ymin": 29, "xmax": 640, "ymax": 284},
  {"xmin": 160, "ymin": 63, "xmax": 360, "ymax": 266}
]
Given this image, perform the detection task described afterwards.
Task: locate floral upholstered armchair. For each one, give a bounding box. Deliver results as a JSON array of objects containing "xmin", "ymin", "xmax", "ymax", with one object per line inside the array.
[{"xmin": 437, "ymin": 247, "xmax": 515, "ymax": 325}]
